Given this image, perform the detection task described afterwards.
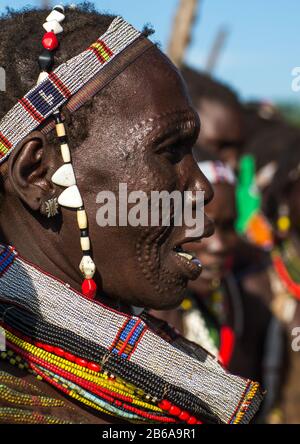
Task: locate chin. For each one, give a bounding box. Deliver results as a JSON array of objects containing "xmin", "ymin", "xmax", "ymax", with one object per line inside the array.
[{"xmin": 150, "ymin": 282, "xmax": 187, "ymax": 310}]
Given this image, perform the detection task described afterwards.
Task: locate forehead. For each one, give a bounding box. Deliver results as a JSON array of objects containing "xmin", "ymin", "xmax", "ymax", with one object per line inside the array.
[
  {"xmin": 94, "ymin": 46, "xmax": 195, "ymax": 126},
  {"xmin": 198, "ymin": 98, "xmax": 243, "ymax": 139}
]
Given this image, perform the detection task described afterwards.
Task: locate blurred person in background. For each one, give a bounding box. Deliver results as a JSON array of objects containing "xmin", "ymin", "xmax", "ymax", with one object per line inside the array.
[
  {"xmin": 152, "ymin": 150, "xmax": 285, "ymax": 423},
  {"xmin": 181, "ymin": 67, "xmax": 244, "ymax": 171},
  {"xmin": 262, "ymin": 141, "xmax": 300, "ymax": 423}
]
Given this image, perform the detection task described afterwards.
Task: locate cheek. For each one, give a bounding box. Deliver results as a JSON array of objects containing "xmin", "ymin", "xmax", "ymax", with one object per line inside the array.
[{"xmin": 126, "ymin": 152, "xmax": 178, "ymax": 194}]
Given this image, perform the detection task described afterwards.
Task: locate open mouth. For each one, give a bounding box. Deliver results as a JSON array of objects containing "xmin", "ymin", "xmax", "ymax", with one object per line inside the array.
[{"xmin": 172, "ymin": 245, "xmax": 203, "ymax": 280}]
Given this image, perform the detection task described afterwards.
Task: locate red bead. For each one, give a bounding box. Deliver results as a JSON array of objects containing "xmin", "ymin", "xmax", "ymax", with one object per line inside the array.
[
  {"xmin": 87, "ymin": 362, "xmax": 101, "ymax": 372},
  {"xmin": 64, "ymin": 352, "xmax": 76, "ymax": 362},
  {"xmin": 179, "ymin": 411, "xmax": 189, "ymax": 421},
  {"xmin": 169, "ymin": 405, "xmax": 181, "ymax": 416},
  {"xmin": 53, "ymin": 347, "xmax": 65, "ymax": 357},
  {"xmin": 42, "ymin": 32, "xmax": 59, "ymax": 51},
  {"xmin": 187, "ymin": 416, "xmax": 197, "ymax": 425},
  {"xmin": 158, "ymin": 400, "xmax": 171, "ymax": 411},
  {"xmin": 196, "ymin": 420, "xmax": 203, "ymax": 424},
  {"xmin": 82, "ymin": 278, "xmax": 97, "ymax": 299},
  {"xmin": 75, "ymin": 358, "xmax": 88, "ymax": 367},
  {"xmin": 35, "ymin": 342, "xmax": 44, "ymax": 349},
  {"xmin": 43, "ymin": 344, "xmax": 54, "ymax": 353}
]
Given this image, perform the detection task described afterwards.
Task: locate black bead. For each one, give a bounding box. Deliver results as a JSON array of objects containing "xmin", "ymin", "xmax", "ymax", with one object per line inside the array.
[
  {"xmin": 53, "ymin": 111, "xmax": 62, "ymax": 124},
  {"xmin": 80, "ymin": 229, "xmax": 89, "ymax": 238},
  {"xmin": 38, "ymin": 49, "xmax": 54, "ymax": 72},
  {"xmin": 58, "ymin": 135, "xmax": 68, "ymax": 145},
  {"xmin": 53, "ymin": 5, "xmax": 64, "ymax": 14}
]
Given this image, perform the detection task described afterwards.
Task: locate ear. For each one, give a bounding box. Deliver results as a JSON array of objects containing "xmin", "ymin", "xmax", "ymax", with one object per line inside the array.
[{"xmin": 7, "ymin": 131, "xmax": 58, "ymax": 211}]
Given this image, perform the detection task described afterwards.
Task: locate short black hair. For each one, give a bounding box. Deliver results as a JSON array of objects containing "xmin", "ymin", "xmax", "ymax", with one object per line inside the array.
[
  {"xmin": 263, "ymin": 131, "xmax": 300, "ymax": 221},
  {"xmin": 244, "ymin": 125, "xmax": 300, "ymax": 171},
  {"xmin": 181, "ymin": 65, "xmax": 241, "ymax": 110}
]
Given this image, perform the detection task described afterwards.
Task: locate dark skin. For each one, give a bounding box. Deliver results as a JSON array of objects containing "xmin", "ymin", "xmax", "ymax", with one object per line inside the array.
[
  {"xmin": 187, "ymin": 182, "xmax": 237, "ymax": 297},
  {"xmin": 0, "ymin": 44, "xmax": 216, "ymax": 424},
  {"xmin": 0, "ymin": 46, "xmax": 214, "ymax": 313},
  {"xmin": 196, "ymin": 99, "xmax": 244, "ymax": 171},
  {"xmin": 151, "ymin": 182, "xmax": 237, "ymax": 327}
]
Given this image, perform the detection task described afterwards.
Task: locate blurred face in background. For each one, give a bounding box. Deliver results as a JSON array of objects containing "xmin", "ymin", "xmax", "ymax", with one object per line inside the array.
[
  {"xmin": 187, "ymin": 182, "xmax": 238, "ymax": 297},
  {"xmin": 196, "ymin": 98, "xmax": 244, "ymax": 171}
]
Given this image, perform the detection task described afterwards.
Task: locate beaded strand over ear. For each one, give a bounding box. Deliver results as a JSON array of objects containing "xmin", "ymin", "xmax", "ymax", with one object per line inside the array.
[{"xmin": 37, "ymin": 6, "xmax": 97, "ymax": 300}]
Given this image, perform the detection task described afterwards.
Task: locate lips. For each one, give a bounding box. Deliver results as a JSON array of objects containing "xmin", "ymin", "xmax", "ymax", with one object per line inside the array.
[
  {"xmin": 170, "ymin": 221, "xmax": 214, "ymax": 280},
  {"xmin": 172, "ymin": 245, "xmax": 203, "ymax": 279}
]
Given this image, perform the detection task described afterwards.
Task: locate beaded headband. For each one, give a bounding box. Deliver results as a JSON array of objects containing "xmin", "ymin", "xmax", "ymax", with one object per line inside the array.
[{"xmin": 0, "ymin": 15, "xmax": 141, "ymax": 162}]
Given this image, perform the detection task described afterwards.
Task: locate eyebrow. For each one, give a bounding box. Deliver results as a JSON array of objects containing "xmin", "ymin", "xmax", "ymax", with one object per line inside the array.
[{"xmin": 152, "ymin": 110, "xmax": 200, "ymax": 146}]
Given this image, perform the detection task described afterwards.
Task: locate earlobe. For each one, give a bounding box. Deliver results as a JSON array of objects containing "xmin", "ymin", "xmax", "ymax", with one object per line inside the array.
[{"xmin": 7, "ymin": 131, "xmax": 57, "ymax": 211}]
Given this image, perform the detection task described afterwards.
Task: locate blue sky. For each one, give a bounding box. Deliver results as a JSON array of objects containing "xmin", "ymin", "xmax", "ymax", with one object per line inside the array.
[{"xmin": 1, "ymin": 0, "xmax": 299, "ymax": 103}]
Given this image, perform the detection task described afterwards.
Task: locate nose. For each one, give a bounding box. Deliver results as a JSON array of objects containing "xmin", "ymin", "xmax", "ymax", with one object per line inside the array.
[{"xmin": 182, "ymin": 153, "xmax": 214, "ymax": 206}]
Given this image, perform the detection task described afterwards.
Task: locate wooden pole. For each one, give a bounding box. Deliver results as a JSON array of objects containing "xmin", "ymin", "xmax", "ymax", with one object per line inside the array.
[
  {"xmin": 41, "ymin": 0, "xmax": 51, "ymax": 9},
  {"xmin": 167, "ymin": 0, "xmax": 199, "ymax": 68},
  {"xmin": 205, "ymin": 27, "xmax": 229, "ymax": 74}
]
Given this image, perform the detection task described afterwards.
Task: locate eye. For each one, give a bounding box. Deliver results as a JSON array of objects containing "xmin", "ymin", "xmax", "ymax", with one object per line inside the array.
[{"xmin": 161, "ymin": 144, "xmax": 188, "ymax": 164}]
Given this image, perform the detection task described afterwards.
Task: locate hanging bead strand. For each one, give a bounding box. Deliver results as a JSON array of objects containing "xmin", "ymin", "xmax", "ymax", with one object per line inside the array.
[
  {"xmin": 51, "ymin": 110, "xmax": 97, "ymax": 300},
  {"xmin": 38, "ymin": 5, "xmax": 65, "ymax": 85}
]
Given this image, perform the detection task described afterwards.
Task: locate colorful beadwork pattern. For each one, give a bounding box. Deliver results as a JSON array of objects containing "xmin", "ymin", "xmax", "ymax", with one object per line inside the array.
[
  {"xmin": 111, "ymin": 318, "xmax": 146, "ymax": 359},
  {"xmin": 0, "ymin": 17, "xmax": 141, "ymax": 163},
  {"xmin": 0, "ymin": 243, "xmax": 263, "ymax": 424},
  {"xmin": 0, "ymin": 245, "xmax": 17, "ymax": 276}
]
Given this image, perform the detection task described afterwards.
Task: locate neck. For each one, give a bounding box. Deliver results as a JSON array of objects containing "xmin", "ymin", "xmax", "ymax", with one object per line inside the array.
[
  {"xmin": 0, "ymin": 196, "xmax": 133, "ymax": 312},
  {"xmin": 0, "ymin": 195, "xmax": 82, "ymax": 291}
]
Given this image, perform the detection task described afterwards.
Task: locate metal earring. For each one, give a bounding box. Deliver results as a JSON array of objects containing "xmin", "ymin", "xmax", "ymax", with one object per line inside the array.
[{"xmin": 44, "ymin": 197, "xmax": 60, "ymax": 218}]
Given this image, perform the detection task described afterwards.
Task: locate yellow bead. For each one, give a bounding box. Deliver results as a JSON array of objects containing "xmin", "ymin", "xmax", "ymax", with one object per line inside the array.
[
  {"xmin": 56, "ymin": 123, "xmax": 66, "ymax": 137},
  {"xmin": 277, "ymin": 216, "xmax": 290, "ymax": 232},
  {"xmin": 80, "ymin": 237, "xmax": 90, "ymax": 251},
  {"xmin": 77, "ymin": 209, "xmax": 88, "ymax": 229}
]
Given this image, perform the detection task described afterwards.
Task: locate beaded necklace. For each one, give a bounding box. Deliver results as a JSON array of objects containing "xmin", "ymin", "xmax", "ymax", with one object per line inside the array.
[
  {"xmin": 0, "ymin": 244, "xmax": 262, "ymax": 424},
  {"xmin": 181, "ymin": 279, "xmax": 238, "ymax": 369}
]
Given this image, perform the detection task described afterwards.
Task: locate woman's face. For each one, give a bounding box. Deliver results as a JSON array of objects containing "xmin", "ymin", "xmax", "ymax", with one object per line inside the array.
[
  {"xmin": 187, "ymin": 182, "xmax": 238, "ymax": 297},
  {"xmin": 66, "ymin": 47, "xmax": 214, "ymax": 310}
]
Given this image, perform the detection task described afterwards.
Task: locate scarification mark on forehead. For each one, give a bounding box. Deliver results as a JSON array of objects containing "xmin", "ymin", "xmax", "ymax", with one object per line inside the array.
[{"xmin": 115, "ymin": 109, "xmax": 199, "ymax": 162}]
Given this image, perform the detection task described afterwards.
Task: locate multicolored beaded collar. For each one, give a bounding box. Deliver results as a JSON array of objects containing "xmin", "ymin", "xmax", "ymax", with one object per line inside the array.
[{"xmin": 0, "ymin": 243, "xmax": 262, "ymax": 424}]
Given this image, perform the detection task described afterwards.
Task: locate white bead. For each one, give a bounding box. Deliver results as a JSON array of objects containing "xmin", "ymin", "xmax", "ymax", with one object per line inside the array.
[
  {"xmin": 46, "ymin": 9, "xmax": 65, "ymax": 23},
  {"xmin": 37, "ymin": 72, "xmax": 48, "ymax": 85},
  {"xmin": 61, "ymin": 144, "xmax": 71, "ymax": 163},
  {"xmin": 58, "ymin": 185, "xmax": 83, "ymax": 208},
  {"xmin": 51, "ymin": 164, "xmax": 76, "ymax": 187},
  {"xmin": 77, "ymin": 209, "xmax": 88, "ymax": 229},
  {"xmin": 80, "ymin": 237, "xmax": 90, "ymax": 251},
  {"xmin": 43, "ymin": 20, "xmax": 63, "ymax": 34},
  {"xmin": 79, "ymin": 255, "xmax": 96, "ymax": 279}
]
